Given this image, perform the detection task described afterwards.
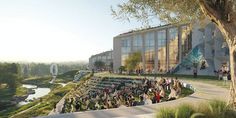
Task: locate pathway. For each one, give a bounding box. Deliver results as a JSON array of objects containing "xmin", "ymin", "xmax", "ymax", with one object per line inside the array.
[
  {"xmin": 41, "ymin": 80, "xmax": 229, "ymax": 118},
  {"xmin": 11, "ymin": 103, "xmax": 41, "ymax": 118}
]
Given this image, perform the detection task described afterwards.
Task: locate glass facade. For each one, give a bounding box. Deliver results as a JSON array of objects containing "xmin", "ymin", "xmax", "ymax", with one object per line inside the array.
[
  {"xmin": 121, "ymin": 37, "xmax": 131, "ymax": 66},
  {"xmin": 181, "ymin": 26, "xmax": 192, "ymax": 58},
  {"xmin": 118, "ymin": 25, "xmax": 193, "ymax": 73},
  {"xmin": 157, "ymin": 30, "xmax": 167, "ymax": 73},
  {"xmin": 133, "ymin": 34, "xmax": 143, "ymax": 70},
  {"xmin": 144, "ymin": 32, "xmax": 155, "ymax": 73},
  {"xmin": 168, "ymin": 28, "xmax": 179, "ymax": 70},
  {"xmin": 133, "ymin": 34, "xmax": 143, "ymax": 52}
]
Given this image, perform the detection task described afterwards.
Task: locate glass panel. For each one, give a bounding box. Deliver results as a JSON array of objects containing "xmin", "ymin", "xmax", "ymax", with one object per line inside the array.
[
  {"xmin": 157, "ymin": 30, "xmax": 167, "ymax": 73},
  {"xmin": 121, "ymin": 37, "xmax": 131, "ymax": 66},
  {"xmin": 144, "ymin": 32, "xmax": 155, "ymax": 73},
  {"xmin": 181, "ymin": 25, "xmax": 192, "ymax": 58},
  {"xmin": 168, "ymin": 28, "xmax": 179, "ymax": 70},
  {"xmin": 133, "ymin": 34, "xmax": 143, "ymax": 52}
]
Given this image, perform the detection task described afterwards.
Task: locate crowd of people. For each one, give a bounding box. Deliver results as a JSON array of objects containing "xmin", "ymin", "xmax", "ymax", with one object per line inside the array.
[{"xmin": 61, "ymin": 77, "xmax": 182, "ymax": 113}]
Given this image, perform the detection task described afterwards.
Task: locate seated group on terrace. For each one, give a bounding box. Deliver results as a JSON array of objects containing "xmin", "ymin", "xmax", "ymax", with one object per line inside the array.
[{"xmin": 61, "ymin": 77, "xmax": 184, "ymax": 113}]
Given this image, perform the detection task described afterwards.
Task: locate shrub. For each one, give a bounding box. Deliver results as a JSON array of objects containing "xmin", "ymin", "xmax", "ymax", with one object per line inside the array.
[
  {"xmin": 157, "ymin": 108, "xmax": 174, "ymax": 118},
  {"xmin": 157, "ymin": 100, "xmax": 236, "ymax": 118},
  {"xmin": 175, "ymin": 104, "xmax": 195, "ymax": 118}
]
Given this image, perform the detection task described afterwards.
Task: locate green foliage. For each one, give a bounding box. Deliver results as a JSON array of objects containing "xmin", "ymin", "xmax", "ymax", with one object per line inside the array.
[
  {"xmin": 207, "ymin": 100, "xmax": 229, "ymax": 118},
  {"xmin": 57, "ymin": 70, "xmax": 79, "ymax": 78},
  {"xmin": 158, "ymin": 108, "xmax": 174, "ymax": 118},
  {"xmin": 111, "ymin": 0, "xmax": 204, "ymax": 25},
  {"xmin": 179, "ymin": 87, "xmax": 194, "ymax": 98},
  {"xmin": 22, "ymin": 76, "xmax": 52, "ymax": 88},
  {"xmin": 94, "ymin": 61, "xmax": 105, "ymax": 70},
  {"xmin": 0, "ymin": 63, "xmax": 22, "ymax": 89},
  {"xmin": 118, "ymin": 66, "xmax": 126, "ymax": 74},
  {"xmin": 124, "ymin": 52, "xmax": 142, "ymax": 72},
  {"xmin": 156, "ymin": 100, "xmax": 236, "ymax": 118},
  {"xmin": 21, "ymin": 62, "xmax": 86, "ymax": 77},
  {"xmin": 8, "ymin": 83, "xmax": 76, "ymax": 118},
  {"xmin": 175, "ymin": 104, "xmax": 195, "ymax": 118}
]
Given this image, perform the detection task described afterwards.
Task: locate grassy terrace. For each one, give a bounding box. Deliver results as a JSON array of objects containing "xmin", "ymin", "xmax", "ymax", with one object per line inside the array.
[
  {"xmin": 0, "ymin": 73, "xmax": 93, "ymax": 118},
  {"xmin": 94, "ymin": 72, "xmax": 231, "ymax": 89},
  {"xmin": 0, "ymin": 83, "xmax": 76, "ymax": 118}
]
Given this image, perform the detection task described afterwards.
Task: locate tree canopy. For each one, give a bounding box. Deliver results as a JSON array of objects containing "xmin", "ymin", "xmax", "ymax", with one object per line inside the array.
[
  {"xmin": 94, "ymin": 61, "xmax": 105, "ymax": 70},
  {"xmin": 124, "ymin": 52, "xmax": 142, "ymax": 72},
  {"xmin": 111, "ymin": 0, "xmax": 204, "ymax": 25},
  {"xmin": 0, "ymin": 63, "xmax": 21, "ymax": 89},
  {"xmin": 112, "ymin": 0, "xmax": 236, "ymax": 44}
]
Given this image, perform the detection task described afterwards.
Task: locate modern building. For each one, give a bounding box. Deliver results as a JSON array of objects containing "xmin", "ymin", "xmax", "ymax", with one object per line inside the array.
[
  {"xmin": 113, "ymin": 23, "xmax": 229, "ymax": 75},
  {"xmin": 89, "ymin": 50, "xmax": 113, "ymax": 71}
]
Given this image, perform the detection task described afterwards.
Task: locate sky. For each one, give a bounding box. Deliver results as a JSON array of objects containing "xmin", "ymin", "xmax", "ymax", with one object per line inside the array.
[{"xmin": 0, "ymin": 0, "xmax": 160, "ymax": 63}]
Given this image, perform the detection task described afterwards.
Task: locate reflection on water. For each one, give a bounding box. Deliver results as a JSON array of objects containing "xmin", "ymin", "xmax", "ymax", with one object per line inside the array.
[{"xmin": 18, "ymin": 84, "xmax": 50, "ymax": 106}]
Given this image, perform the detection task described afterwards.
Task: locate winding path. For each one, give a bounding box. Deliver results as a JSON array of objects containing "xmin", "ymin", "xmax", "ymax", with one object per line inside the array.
[{"xmin": 41, "ymin": 80, "xmax": 229, "ymax": 118}]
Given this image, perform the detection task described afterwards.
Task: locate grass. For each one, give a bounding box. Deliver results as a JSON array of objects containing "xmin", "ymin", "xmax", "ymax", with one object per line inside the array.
[
  {"xmin": 156, "ymin": 100, "xmax": 236, "ymax": 118},
  {"xmin": 0, "ymin": 85, "xmax": 28, "ymax": 112},
  {"xmin": 22, "ymin": 70, "xmax": 79, "ymax": 88},
  {"xmin": 22, "ymin": 76, "xmax": 53, "ymax": 88},
  {"xmin": 6, "ymin": 73, "xmax": 93, "ymax": 118},
  {"xmin": 3, "ymin": 83, "xmax": 76, "ymax": 118}
]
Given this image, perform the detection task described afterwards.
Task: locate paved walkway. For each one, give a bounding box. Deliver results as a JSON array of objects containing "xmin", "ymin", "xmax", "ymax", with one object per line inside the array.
[{"xmin": 42, "ymin": 80, "xmax": 229, "ymax": 118}]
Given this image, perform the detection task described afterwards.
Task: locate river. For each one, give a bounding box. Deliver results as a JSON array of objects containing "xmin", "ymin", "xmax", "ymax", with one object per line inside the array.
[{"xmin": 18, "ymin": 84, "xmax": 50, "ymax": 106}]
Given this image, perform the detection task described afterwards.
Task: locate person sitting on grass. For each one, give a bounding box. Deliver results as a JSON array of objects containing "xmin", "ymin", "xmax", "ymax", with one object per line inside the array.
[
  {"xmin": 144, "ymin": 96, "xmax": 152, "ymax": 105},
  {"xmin": 94, "ymin": 101, "xmax": 100, "ymax": 110},
  {"xmin": 160, "ymin": 87, "xmax": 165, "ymax": 100},
  {"xmin": 168, "ymin": 86, "xmax": 177, "ymax": 101},
  {"xmin": 176, "ymin": 81, "xmax": 182, "ymax": 97},
  {"xmin": 137, "ymin": 96, "xmax": 145, "ymax": 106},
  {"xmin": 152, "ymin": 89, "xmax": 160, "ymax": 103}
]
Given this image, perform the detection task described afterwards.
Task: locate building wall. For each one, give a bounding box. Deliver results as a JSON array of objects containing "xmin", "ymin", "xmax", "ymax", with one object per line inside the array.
[
  {"xmin": 113, "ymin": 38, "xmax": 122, "ymax": 73},
  {"xmin": 113, "ymin": 24, "xmax": 192, "ymax": 73},
  {"xmin": 113, "ymin": 23, "xmax": 229, "ymax": 75},
  {"xmin": 89, "ymin": 51, "xmax": 113, "ymax": 70}
]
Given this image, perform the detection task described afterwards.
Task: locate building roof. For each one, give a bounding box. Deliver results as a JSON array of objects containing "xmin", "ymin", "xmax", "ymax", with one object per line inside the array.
[
  {"xmin": 90, "ymin": 50, "xmax": 113, "ymax": 58},
  {"xmin": 115, "ymin": 24, "xmax": 172, "ymax": 38}
]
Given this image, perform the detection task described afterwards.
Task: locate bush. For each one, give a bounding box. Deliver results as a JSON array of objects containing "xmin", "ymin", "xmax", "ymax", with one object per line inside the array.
[
  {"xmin": 157, "ymin": 108, "xmax": 174, "ymax": 118},
  {"xmin": 175, "ymin": 104, "xmax": 195, "ymax": 118},
  {"xmin": 156, "ymin": 100, "xmax": 236, "ymax": 118}
]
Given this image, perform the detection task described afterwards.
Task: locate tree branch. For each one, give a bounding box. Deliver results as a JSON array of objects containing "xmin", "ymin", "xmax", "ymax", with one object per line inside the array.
[{"xmin": 198, "ymin": 0, "xmax": 236, "ymax": 47}]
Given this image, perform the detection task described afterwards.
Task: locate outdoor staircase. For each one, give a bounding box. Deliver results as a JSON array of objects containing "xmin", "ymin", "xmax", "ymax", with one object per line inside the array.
[{"xmin": 170, "ymin": 42, "xmax": 215, "ymax": 75}]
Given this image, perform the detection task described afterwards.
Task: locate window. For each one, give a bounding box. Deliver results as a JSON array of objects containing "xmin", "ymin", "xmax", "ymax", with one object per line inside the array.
[
  {"xmin": 181, "ymin": 25, "xmax": 192, "ymax": 58},
  {"xmin": 133, "ymin": 34, "xmax": 143, "ymax": 52},
  {"xmin": 168, "ymin": 28, "xmax": 179, "ymax": 70},
  {"xmin": 157, "ymin": 30, "xmax": 167, "ymax": 73},
  {"xmin": 121, "ymin": 37, "xmax": 131, "ymax": 66},
  {"xmin": 144, "ymin": 32, "xmax": 155, "ymax": 72}
]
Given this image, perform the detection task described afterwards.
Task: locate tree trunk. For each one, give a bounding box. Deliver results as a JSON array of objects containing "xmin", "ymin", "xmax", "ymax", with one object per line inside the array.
[
  {"xmin": 198, "ymin": 0, "xmax": 236, "ymax": 107},
  {"xmin": 229, "ymin": 46, "xmax": 236, "ymax": 108}
]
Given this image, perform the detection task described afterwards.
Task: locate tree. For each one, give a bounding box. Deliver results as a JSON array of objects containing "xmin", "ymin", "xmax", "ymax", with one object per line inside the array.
[
  {"xmin": 124, "ymin": 52, "xmax": 142, "ymax": 73},
  {"xmin": 93, "ymin": 61, "xmax": 105, "ymax": 70},
  {"xmin": 112, "ymin": 0, "xmax": 236, "ymax": 107},
  {"xmin": 0, "ymin": 63, "xmax": 21, "ymax": 90},
  {"xmin": 118, "ymin": 66, "xmax": 126, "ymax": 74}
]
